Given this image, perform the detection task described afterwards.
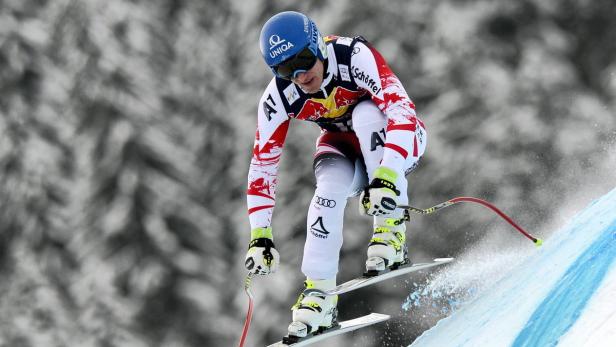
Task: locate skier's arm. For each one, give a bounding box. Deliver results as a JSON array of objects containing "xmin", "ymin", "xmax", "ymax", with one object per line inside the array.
[
  {"xmin": 352, "ymin": 41, "xmax": 425, "ymax": 216},
  {"xmin": 245, "ymin": 80, "xmax": 289, "ymax": 275},
  {"xmin": 350, "ymin": 41, "xmax": 424, "ymax": 176},
  {"xmin": 247, "ymin": 80, "xmax": 291, "ymax": 229}
]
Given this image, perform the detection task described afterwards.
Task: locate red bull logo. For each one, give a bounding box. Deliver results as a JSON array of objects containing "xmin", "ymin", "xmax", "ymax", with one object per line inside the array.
[{"xmin": 295, "ymin": 87, "xmax": 365, "ymax": 120}]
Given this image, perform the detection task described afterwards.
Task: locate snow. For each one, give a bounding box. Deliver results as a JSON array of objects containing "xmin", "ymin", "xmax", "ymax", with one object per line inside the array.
[
  {"xmin": 558, "ymin": 265, "xmax": 616, "ymax": 347},
  {"xmin": 408, "ymin": 187, "xmax": 616, "ymax": 347}
]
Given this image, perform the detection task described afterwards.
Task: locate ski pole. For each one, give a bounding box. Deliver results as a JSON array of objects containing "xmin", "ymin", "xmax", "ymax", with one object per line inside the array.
[
  {"xmin": 399, "ymin": 196, "xmax": 543, "ymax": 246},
  {"xmin": 238, "ymin": 272, "xmax": 255, "ymax": 347}
]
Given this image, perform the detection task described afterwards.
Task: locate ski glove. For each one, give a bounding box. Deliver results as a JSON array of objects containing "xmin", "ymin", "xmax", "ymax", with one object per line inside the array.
[
  {"xmin": 360, "ymin": 166, "xmax": 401, "ymax": 216},
  {"xmin": 245, "ymin": 227, "xmax": 280, "ymax": 275}
]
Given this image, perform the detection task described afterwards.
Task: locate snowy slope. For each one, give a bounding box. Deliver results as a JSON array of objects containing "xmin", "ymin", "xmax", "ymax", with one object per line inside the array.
[{"xmin": 409, "ymin": 187, "xmax": 616, "ymax": 347}]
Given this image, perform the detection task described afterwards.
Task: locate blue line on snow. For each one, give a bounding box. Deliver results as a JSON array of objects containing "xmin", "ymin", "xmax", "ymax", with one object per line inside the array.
[{"xmin": 512, "ymin": 220, "xmax": 616, "ymax": 347}]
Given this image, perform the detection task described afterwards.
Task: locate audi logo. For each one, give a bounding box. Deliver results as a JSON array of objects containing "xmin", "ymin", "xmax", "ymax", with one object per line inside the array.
[{"xmin": 315, "ymin": 196, "xmax": 336, "ymax": 208}]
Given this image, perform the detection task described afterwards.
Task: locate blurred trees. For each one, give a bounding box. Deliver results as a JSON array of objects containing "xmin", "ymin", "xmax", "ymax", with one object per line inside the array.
[{"xmin": 0, "ymin": 0, "xmax": 614, "ymax": 346}]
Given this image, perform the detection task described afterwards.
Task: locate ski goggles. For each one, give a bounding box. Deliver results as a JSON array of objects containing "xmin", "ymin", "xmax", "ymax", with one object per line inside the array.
[{"xmin": 272, "ymin": 46, "xmax": 318, "ymax": 80}]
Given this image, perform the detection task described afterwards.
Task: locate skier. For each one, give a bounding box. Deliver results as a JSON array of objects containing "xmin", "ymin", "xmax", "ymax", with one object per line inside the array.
[{"xmin": 244, "ymin": 11, "xmax": 427, "ymax": 339}]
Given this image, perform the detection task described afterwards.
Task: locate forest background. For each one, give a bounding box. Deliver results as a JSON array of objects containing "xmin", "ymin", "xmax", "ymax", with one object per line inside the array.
[{"xmin": 1, "ymin": 0, "xmax": 615, "ymax": 346}]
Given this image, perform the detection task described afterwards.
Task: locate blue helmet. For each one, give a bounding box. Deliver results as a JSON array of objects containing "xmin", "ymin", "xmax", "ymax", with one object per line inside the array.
[{"xmin": 259, "ymin": 11, "xmax": 327, "ymax": 69}]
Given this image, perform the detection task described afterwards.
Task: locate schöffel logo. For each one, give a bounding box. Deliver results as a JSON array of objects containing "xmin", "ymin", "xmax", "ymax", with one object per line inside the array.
[
  {"xmin": 352, "ymin": 67, "xmax": 382, "ymax": 95},
  {"xmin": 315, "ymin": 196, "xmax": 336, "ymax": 208},
  {"xmin": 310, "ymin": 216, "xmax": 330, "ymax": 239},
  {"xmin": 269, "ymin": 35, "xmax": 294, "ymax": 58}
]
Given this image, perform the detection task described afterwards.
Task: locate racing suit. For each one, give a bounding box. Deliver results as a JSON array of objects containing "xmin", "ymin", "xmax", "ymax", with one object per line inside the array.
[{"xmin": 247, "ymin": 36, "xmax": 427, "ymax": 279}]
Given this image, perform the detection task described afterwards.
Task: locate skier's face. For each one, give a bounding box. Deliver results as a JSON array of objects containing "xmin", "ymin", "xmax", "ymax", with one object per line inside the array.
[{"xmin": 291, "ymin": 59, "xmax": 324, "ymax": 94}]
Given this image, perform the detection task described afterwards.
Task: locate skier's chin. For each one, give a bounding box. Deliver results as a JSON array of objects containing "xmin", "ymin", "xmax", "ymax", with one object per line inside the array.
[
  {"xmin": 297, "ymin": 76, "xmax": 321, "ymax": 94},
  {"xmin": 303, "ymin": 86, "xmax": 319, "ymax": 94}
]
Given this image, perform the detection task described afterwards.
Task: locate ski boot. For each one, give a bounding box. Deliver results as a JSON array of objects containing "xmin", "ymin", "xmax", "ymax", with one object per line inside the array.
[
  {"xmin": 285, "ymin": 278, "xmax": 339, "ymax": 342},
  {"xmin": 365, "ymin": 216, "xmax": 409, "ymax": 274}
]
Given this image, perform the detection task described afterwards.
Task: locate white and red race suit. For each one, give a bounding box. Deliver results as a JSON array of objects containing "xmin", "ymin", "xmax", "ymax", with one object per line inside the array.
[{"xmin": 247, "ymin": 36, "xmax": 426, "ymax": 278}]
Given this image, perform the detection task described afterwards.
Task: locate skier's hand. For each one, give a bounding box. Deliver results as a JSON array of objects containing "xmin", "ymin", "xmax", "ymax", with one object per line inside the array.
[
  {"xmin": 245, "ymin": 227, "xmax": 280, "ymax": 275},
  {"xmin": 360, "ymin": 166, "xmax": 401, "ymax": 216}
]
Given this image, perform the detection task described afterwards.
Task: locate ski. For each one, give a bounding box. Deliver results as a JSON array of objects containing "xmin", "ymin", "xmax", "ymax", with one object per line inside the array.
[
  {"xmin": 266, "ymin": 313, "xmax": 390, "ymax": 347},
  {"xmin": 310, "ymin": 258, "xmax": 454, "ymax": 297}
]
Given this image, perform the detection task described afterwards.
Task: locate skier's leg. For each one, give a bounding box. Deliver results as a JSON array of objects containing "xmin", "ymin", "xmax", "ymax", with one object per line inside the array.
[
  {"xmin": 352, "ymin": 100, "xmax": 427, "ymax": 271},
  {"xmin": 292, "ymin": 132, "xmax": 362, "ymax": 336},
  {"xmin": 301, "ymin": 153, "xmax": 354, "ymax": 279}
]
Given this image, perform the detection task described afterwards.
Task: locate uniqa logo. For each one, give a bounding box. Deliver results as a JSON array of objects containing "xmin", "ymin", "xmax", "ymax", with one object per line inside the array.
[
  {"xmin": 270, "ymin": 43, "xmax": 294, "ymax": 58},
  {"xmin": 310, "ymin": 23, "xmax": 318, "ymax": 45},
  {"xmin": 269, "ymin": 36, "xmax": 294, "ymax": 58},
  {"xmin": 269, "ymin": 35, "xmax": 286, "ymax": 48}
]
